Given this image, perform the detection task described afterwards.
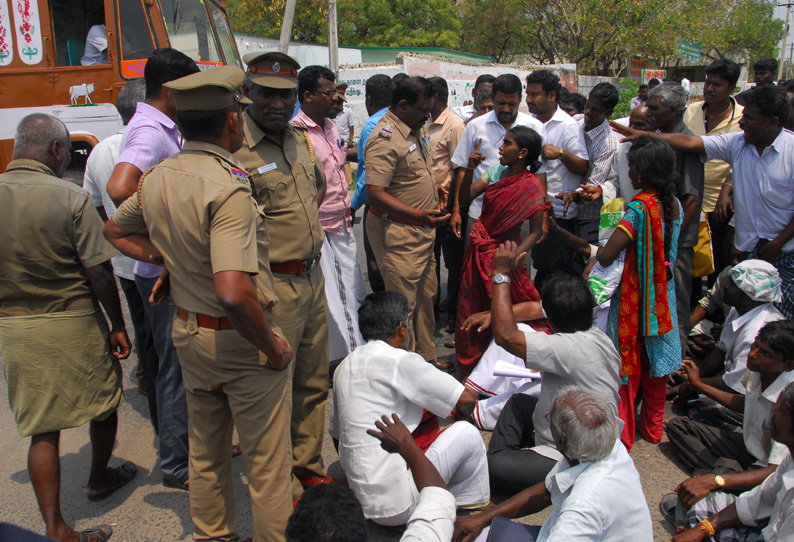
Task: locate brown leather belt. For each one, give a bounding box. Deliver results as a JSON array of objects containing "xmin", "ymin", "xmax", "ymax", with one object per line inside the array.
[
  {"xmin": 176, "ymin": 307, "xmax": 235, "ymax": 330},
  {"xmin": 369, "ymin": 206, "xmax": 423, "ymax": 227},
  {"xmin": 270, "ymin": 253, "xmax": 321, "ymax": 275}
]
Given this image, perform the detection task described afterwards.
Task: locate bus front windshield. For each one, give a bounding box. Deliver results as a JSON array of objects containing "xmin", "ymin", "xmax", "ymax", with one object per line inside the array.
[{"xmin": 159, "ymin": 0, "xmax": 237, "ymax": 66}]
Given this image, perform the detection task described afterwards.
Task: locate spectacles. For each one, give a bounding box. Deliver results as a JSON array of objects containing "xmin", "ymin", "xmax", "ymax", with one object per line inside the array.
[{"xmin": 315, "ymin": 89, "xmax": 339, "ymax": 99}]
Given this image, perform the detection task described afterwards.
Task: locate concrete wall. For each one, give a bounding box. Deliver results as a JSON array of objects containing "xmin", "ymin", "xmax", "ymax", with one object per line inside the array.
[{"xmin": 234, "ymin": 35, "xmax": 362, "ymax": 67}]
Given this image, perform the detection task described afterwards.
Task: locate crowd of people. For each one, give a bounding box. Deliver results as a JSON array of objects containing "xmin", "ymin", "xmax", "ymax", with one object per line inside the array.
[{"xmin": 1, "ymin": 47, "xmax": 794, "ymax": 542}]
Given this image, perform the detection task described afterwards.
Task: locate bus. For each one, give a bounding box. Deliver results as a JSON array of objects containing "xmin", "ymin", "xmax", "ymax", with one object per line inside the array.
[{"xmin": 0, "ymin": 0, "xmax": 241, "ymax": 173}]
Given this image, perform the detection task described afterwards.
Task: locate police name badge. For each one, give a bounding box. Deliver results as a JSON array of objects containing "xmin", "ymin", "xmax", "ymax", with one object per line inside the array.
[
  {"xmin": 409, "ymin": 143, "xmax": 417, "ymax": 153},
  {"xmin": 258, "ymin": 163, "xmax": 278, "ymax": 174}
]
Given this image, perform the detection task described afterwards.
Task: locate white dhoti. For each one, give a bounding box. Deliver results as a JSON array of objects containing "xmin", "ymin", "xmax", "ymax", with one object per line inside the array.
[
  {"xmin": 374, "ymin": 421, "xmax": 491, "ymax": 526},
  {"xmin": 466, "ymin": 323, "xmax": 542, "ymax": 431},
  {"xmin": 320, "ymin": 228, "xmax": 366, "ymax": 364}
]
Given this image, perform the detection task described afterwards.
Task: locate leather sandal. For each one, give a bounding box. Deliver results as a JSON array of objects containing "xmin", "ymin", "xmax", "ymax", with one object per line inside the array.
[
  {"xmin": 78, "ymin": 524, "xmax": 113, "ymax": 542},
  {"xmin": 86, "ymin": 462, "xmax": 137, "ymax": 502}
]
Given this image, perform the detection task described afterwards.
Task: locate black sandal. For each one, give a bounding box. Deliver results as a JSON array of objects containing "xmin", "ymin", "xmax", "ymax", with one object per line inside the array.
[{"xmin": 86, "ymin": 461, "xmax": 137, "ymax": 502}]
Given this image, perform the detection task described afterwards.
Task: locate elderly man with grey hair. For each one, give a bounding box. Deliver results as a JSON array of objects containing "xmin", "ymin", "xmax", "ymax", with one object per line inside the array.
[
  {"xmin": 0, "ymin": 113, "xmax": 135, "ymax": 542},
  {"xmin": 646, "ymin": 81, "xmax": 705, "ymax": 355},
  {"xmin": 454, "ymin": 388, "xmax": 653, "ymax": 542}
]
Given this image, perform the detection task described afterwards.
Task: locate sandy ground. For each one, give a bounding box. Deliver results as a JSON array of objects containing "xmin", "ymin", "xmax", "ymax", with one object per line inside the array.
[{"xmin": 0, "ymin": 216, "xmax": 691, "ymax": 541}]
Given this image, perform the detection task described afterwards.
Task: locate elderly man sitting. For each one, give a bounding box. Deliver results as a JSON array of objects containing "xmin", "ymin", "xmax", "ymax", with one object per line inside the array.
[
  {"xmin": 455, "ymin": 388, "xmax": 653, "ymax": 542},
  {"xmin": 330, "ymin": 291, "xmax": 489, "ymax": 526}
]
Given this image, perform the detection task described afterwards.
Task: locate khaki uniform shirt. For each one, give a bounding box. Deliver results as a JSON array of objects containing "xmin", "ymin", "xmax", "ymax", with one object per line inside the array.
[
  {"xmin": 113, "ymin": 141, "xmax": 278, "ymax": 318},
  {"xmin": 235, "ymin": 110, "xmax": 325, "ymax": 264},
  {"xmin": 365, "ymin": 110, "xmax": 439, "ymax": 211},
  {"xmin": 0, "ymin": 159, "xmax": 116, "ymax": 317},
  {"xmin": 684, "ymin": 98, "xmax": 743, "ymax": 212},
  {"xmin": 427, "ymin": 107, "xmax": 465, "ymax": 192}
]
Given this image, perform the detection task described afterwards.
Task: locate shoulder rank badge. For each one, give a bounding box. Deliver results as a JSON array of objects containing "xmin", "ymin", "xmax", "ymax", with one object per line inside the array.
[{"xmin": 379, "ymin": 124, "xmax": 392, "ymax": 138}]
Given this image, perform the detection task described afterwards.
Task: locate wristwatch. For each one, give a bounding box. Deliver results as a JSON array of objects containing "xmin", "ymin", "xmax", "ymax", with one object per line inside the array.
[
  {"xmin": 492, "ymin": 274, "xmax": 511, "ymax": 285},
  {"xmin": 714, "ymin": 475, "xmax": 726, "ymax": 488},
  {"xmin": 558, "ymin": 148, "xmax": 565, "ymax": 159}
]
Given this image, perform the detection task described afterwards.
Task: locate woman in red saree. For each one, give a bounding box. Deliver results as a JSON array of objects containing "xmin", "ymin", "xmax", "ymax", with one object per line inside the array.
[{"xmin": 455, "ymin": 126, "xmax": 550, "ymax": 375}]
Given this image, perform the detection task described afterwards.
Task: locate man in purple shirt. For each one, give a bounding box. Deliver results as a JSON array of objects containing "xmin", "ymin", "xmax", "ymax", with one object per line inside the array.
[{"xmin": 107, "ymin": 48, "xmax": 199, "ymax": 490}]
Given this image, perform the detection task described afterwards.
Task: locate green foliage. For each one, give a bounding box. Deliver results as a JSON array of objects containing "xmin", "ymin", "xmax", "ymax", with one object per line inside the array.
[
  {"xmin": 612, "ymin": 78, "xmax": 638, "ymax": 119},
  {"xmin": 227, "ymin": 0, "xmax": 785, "ymax": 75}
]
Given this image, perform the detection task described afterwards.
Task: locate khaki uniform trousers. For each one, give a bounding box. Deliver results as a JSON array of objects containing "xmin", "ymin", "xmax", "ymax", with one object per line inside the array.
[
  {"xmin": 271, "ymin": 268, "xmax": 329, "ymax": 497},
  {"xmin": 172, "ymin": 314, "xmax": 292, "ymax": 542},
  {"xmin": 366, "ymin": 213, "xmax": 438, "ymax": 361}
]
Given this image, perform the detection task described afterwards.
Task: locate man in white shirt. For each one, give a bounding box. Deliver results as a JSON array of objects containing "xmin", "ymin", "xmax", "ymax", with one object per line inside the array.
[
  {"xmin": 669, "ymin": 382, "xmax": 794, "ymax": 542},
  {"xmin": 611, "ymin": 84, "xmax": 794, "ymax": 320},
  {"xmin": 524, "ymin": 69, "xmax": 589, "ymax": 286},
  {"xmin": 450, "ymin": 74, "xmax": 546, "ymax": 239},
  {"xmin": 483, "ymin": 242, "xmax": 621, "ymax": 492},
  {"xmin": 454, "ymin": 388, "xmax": 653, "ymax": 542},
  {"xmin": 330, "ymin": 291, "xmax": 488, "ymax": 526},
  {"xmin": 82, "ymin": 79, "xmax": 159, "ymax": 427},
  {"xmin": 556, "ymin": 82, "xmax": 621, "ymax": 243},
  {"xmin": 80, "ymin": 23, "xmax": 107, "ymax": 65}
]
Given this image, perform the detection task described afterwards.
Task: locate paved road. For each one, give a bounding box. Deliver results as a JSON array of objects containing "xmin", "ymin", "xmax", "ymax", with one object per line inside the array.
[{"xmin": 0, "ymin": 216, "xmax": 689, "ymax": 541}]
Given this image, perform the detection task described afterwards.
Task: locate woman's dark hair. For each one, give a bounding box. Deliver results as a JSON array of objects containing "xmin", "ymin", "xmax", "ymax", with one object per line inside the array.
[
  {"xmin": 507, "ymin": 126, "xmax": 543, "ymax": 174},
  {"xmin": 357, "ymin": 291, "xmax": 410, "ymax": 342},
  {"xmin": 626, "ymin": 139, "xmax": 679, "ymax": 264},
  {"xmin": 286, "ymin": 484, "xmax": 367, "ymax": 542},
  {"xmin": 540, "ymin": 275, "xmax": 594, "ymax": 333},
  {"xmin": 758, "ymin": 320, "xmax": 794, "ymax": 362}
]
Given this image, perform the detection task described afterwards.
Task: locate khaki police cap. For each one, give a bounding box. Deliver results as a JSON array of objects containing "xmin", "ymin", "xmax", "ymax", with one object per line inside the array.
[
  {"xmin": 164, "ymin": 65, "xmax": 252, "ymax": 112},
  {"xmin": 335, "ymin": 82, "xmax": 348, "ymax": 102},
  {"xmin": 243, "ymin": 51, "xmax": 301, "ymax": 89}
]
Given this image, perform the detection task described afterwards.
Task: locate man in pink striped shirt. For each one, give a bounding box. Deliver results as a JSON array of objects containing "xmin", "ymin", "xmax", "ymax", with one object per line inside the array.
[{"xmin": 294, "ymin": 66, "xmax": 366, "ymax": 370}]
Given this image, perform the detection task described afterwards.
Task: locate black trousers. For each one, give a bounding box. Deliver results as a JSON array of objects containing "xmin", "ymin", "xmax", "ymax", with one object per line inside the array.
[
  {"xmin": 119, "ymin": 276, "xmax": 159, "ymax": 433},
  {"xmin": 665, "ymin": 416, "xmax": 755, "ymax": 475},
  {"xmin": 488, "ymin": 394, "xmax": 558, "ymax": 493},
  {"xmin": 362, "ymin": 205, "xmax": 385, "ymax": 293},
  {"xmin": 434, "ymin": 210, "xmax": 467, "ymax": 309}
]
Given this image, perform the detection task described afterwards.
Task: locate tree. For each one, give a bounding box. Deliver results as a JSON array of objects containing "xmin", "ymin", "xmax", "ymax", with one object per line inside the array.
[
  {"xmin": 457, "ymin": 0, "xmax": 530, "ymax": 62},
  {"xmin": 338, "ymin": 0, "xmax": 461, "ymax": 48},
  {"xmin": 226, "ymin": 0, "xmax": 327, "ymax": 42}
]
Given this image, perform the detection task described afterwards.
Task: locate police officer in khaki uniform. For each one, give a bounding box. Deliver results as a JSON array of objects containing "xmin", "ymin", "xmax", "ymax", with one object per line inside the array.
[
  {"xmin": 105, "ymin": 66, "xmax": 294, "ymax": 542},
  {"xmin": 234, "ymin": 51, "xmax": 331, "ymax": 496},
  {"xmin": 364, "ymin": 76, "xmax": 450, "ymax": 368}
]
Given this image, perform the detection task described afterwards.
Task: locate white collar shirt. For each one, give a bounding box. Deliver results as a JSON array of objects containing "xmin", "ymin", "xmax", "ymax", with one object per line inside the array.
[
  {"xmin": 601, "ymin": 141, "xmax": 641, "ymax": 205},
  {"xmin": 451, "ymin": 111, "xmax": 546, "ymax": 220},
  {"xmin": 400, "ymin": 487, "xmax": 456, "ymax": 542},
  {"xmin": 533, "ymin": 106, "xmax": 589, "ymax": 218},
  {"xmin": 702, "ymin": 129, "xmax": 794, "ymax": 252},
  {"xmin": 743, "ymin": 370, "xmax": 794, "ymax": 466},
  {"xmin": 718, "ymin": 304, "xmax": 784, "ymax": 393},
  {"xmin": 329, "ymin": 340, "xmax": 464, "ymax": 519},
  {"xmin": 537, "ymin": 440, "xmax": 653, "ymax": 542},
  {"xmin": 82, "ymin": 130, "xmax": 135, "ymax": 280},
  {"xmin": 735, "ymin": 451, "xmax": 794, "ymax": 539}
]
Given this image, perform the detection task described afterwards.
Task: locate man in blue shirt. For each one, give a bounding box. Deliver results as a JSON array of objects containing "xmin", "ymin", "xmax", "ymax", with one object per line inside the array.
[{"xmin": 353, "ymin": 74, "xmax": 394, "ymax": 292}]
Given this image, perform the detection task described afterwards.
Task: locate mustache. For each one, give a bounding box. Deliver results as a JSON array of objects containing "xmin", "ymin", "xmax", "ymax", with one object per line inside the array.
[{"xmin": 262, "ymin": 108, "xmax": 289, "ymax": 115}]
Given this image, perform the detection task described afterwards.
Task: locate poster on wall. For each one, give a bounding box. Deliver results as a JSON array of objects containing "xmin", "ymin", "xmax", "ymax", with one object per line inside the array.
[
  {"xmin": 12, "ymin": 0, "xmax": 42, "ymax": 65},
  {"xmin": 643, "ymin": 69, "xmax": 665, "ymax": 84},
  {"xmin": 0, "ymin": 0, "xmax": 13, "ymax": 66}
]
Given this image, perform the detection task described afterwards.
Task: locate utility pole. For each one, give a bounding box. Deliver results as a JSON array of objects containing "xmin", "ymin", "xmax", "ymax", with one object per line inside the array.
[
  {"xmin": 328, "ymin": 0, "xmax": 339, "ymax": 72},
  {"xmin": 279, "ymin": 0, "xmax": 297, "ymax": 54},
  {"xmin": 779, "ymin": 2, "xmax": 793, "ymax": 80}
]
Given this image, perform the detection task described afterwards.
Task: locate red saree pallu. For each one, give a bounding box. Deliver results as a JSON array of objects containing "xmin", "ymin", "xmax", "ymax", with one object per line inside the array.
[{"xmin": 455, "ymin": 170, "xmax": 550, "ymax": 376}]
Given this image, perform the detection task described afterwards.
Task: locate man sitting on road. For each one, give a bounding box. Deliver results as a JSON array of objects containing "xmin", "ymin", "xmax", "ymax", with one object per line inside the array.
[
  {"xmin": 330, "ymin": 291, "xmax": 488, "ymax": 527},
  {"xmin": 484, "ymin": 241, "xmax": 621, "ymax": 492},
  {"xmin": 454, "ymin": 388, "xmax": 653, "ymax": 542}
]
